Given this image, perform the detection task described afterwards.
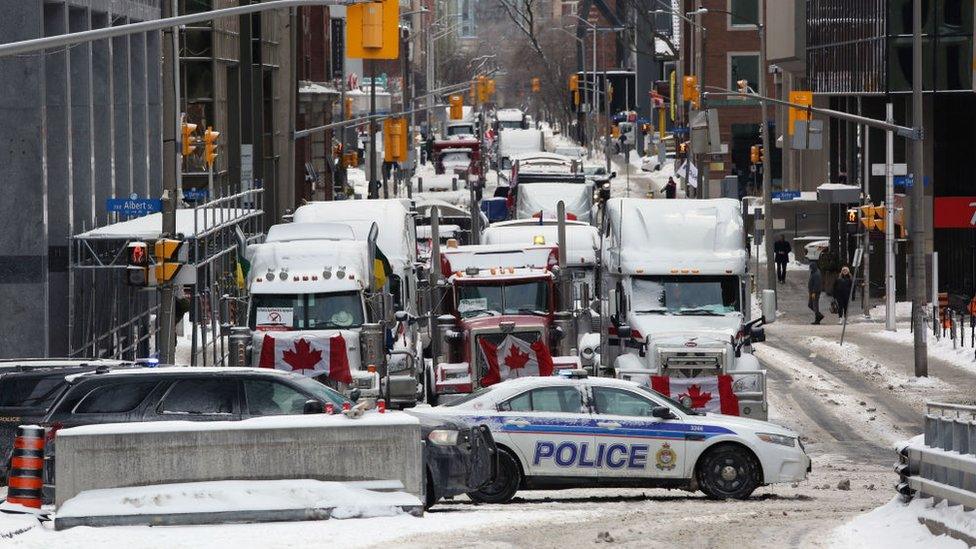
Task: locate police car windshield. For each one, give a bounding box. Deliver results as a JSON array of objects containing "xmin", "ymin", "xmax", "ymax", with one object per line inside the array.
[
  {"xmin": 456, "ymin": 281, "xmax": 549, "ymax": 318},
  {"xmin": 632, "ymin": 276, "xmax": 739, "ymax": 316},
  {"xmin": 250, "ymin": 292, "xmax": 366, "ymax": 330}
]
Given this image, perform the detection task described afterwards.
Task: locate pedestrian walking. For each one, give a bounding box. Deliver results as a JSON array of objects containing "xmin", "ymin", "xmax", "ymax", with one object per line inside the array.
[
  {"xmin": 773, "ymin": 235, "xmax": 792, "ymax": 283},
  {"xmin": 664, "ymin": 177, "xmax": 677, "ymax": 199},
  {"xmin": 808, "ymin": 262, "xmax": 824, "ymax": 325},
  {"xmin": 832, "ymin": 266, "xmax": 853, "ymax": 323}
]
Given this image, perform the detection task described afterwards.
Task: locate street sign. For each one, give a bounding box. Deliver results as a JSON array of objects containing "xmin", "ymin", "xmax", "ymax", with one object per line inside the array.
[
  {"xmin": 895, "ymin": 174, "xmax": 929, "ymax": 188},
  {"xmin": 772, "ymin": 190, "xmax": 801, "ymax": 201},
  {"xmin": 871, "ymin": 163, "xmax": 907, "ymax": 177},
  {"xmin": 183, "ymin": 188, "xmax": 208, "ymax": 201},
  {"xmin": 106, "ymin": 197, "xmax": 162, "ymax": 216}
]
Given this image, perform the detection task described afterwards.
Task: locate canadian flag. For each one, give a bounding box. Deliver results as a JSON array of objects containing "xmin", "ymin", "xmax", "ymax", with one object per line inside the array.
[
  {"xmin": 258, "ymin": 332, "xmax": 352, "ymax": 384},
  {"xmin": 650, "ymin": 375, "xmax": 739, "ymax": 416},
  {"xmin": 479, "ymin": 335, "xmax": 555, "ymax": 386}
]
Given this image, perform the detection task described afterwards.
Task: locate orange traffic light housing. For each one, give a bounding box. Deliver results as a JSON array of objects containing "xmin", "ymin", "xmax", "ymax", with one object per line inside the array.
[
  {"xmin": 788, "ymin": 90, "xmax": 814, "ymax": 135},
  {"xmin": 449, "ymin": 95, "xmax": 463, "ymax": 120},
  {"xmin": 344, "ymin": 97, "xmax": 354, "ymax": 119},
  {"xmin": 181, "ymin": 122, "xmax": 197, "ymax": 157},
  {"xmin": 203, "ymin": 126, "xmax": 220, "ymax": 167},
  {"xmin": 346, "ymin": 0, "xmax": 399, "ymax": 59},
  {"xmin": 383, "ymin": 118, "xmax": 407, "ymax": 163},
  {"xmin": 569, "ymin": 74, "xmax": 579, "ymax": 91},
  {"xmin": 154, "ymin": 238, "xmax": 186, "ymax": 284},
  {"xmin": 682, "ymin": 76, "xmax": 699, "ymax": 107},
  {"xmin": 531, "ymin": 77, "xmax": 541, "ymax": 93},
  {"xmin": 750, "ymin": 145, "xmax": 763, "ymax": 164}
]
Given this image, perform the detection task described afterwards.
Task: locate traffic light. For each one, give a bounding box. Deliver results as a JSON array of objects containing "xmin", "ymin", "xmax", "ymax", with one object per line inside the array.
[
  {"xmin": 346, "ymin": 0, "xmax": 399, "ymax": 59},
  {"xmin": 682, "ymin": 76, "xmax": 699, "ymax": 107},
  {"xmin": 531, "ymin": 77, "xmax": 541, "ymax": 93},
  {"xmin": 154, "ymin": 238, "xmax": 187, "ymax": 284},
  {"xmin": 846, "ymin": 208, "xmax": 859, "ymax": 233},
  {"xmin": 573, "ymin": 90, "xmax": 580, "ymax": 106},
  {"xmin": 678, "ymin": 142, "xmax": 688, "ymax": 156},
  {"xmin": 788, "ymin": 91, "xmax": 813, "ymax": 135},
  {"xmin": 344, "ymin": 97, "xmax": 353, "ymax": 119},
  {"xmin": 383, "ymin": 117, "xmax": 407, "ymax": 162},
  {"xmin": 477, "ymin": 75, "xmax": 488, "ymax": 103},
  {"xmin": 125, "ymin": 242, "xmax": 150, "ymax": 287},
  {"xmin": 449, "ymin": 95, "xmax": 463, "ymax": 120},
  {"xmin": 569, "ymin": 74, "xmax": 579, "ymax": 91},
  {"xmin": 750, "ymin": 145, "xmax": 764, "ymax": 164},
  {"xmin": 487, "ymin": 78, "xmax": 495, "ymax": 97},
  {"xmin": 203, "ymin": 126, "xmax": 220, "ymax": 167},
  {"xmin": 181, "ymin": 122, "xmax": 198, "ymax": 157}
]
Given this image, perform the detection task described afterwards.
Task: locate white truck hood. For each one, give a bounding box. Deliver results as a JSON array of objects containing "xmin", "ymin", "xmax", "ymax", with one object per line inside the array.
[{"xmin": 629, "ymin": 313, "xmax": 743, "ymax": 347}]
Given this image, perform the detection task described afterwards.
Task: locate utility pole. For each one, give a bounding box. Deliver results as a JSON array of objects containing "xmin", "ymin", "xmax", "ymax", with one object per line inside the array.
[
  {"xmin": 885, "ymin": 102, "xmax": 896, "ymax": 331},
  {"xmin": 694, "ymin": 1, "xmax": 705, "ymax": 198},
  {"xmin": 369, "ymin": 59, "xmax": 378, "ymax": 198},
  {"xmin": 759, "ymin": 12, "xmax": 776, "ymax": 296},
  {"xmin": 159, "ymin": 0, "xmax": 181, "ymax": 364},
  {"xmin": 911, "ymin": 0, "xmax": 928, "ymax": 376}
]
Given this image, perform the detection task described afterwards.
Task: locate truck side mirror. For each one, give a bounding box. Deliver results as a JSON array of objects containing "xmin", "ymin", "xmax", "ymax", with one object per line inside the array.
[
  {"xmin": 348, "ymin": 388, "xmax": 362, "ymax": 402},
  {"xmin": 616, "ymin": 324, "xmax": 632, "ymax": 340},
  {"xmin": 761, "ymin": 289, "xmax": 777, "ymax": 324}
]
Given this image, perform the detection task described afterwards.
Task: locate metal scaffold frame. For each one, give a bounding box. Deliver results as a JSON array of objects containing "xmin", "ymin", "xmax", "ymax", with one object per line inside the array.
[{"xmin": 69, "ymin": 189, "xmax": 265, "ymax": 365}]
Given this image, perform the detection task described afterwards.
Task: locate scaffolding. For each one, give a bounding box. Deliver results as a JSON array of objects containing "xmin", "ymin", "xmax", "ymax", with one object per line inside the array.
[{"xmin": 70, "ymin": 189, "xmax": 265, "ymax": 365}]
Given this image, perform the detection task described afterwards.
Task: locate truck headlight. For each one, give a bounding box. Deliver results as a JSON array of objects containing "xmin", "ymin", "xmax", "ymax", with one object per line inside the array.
[
  {"xmin": 757, "ymin": 433, "xmax": 796, "ymax": 447},
  {"xmin": 428, "ymin": 429, "xmax": 459, "ymax": 446},
  {"xmin": 732, "ymin": 374, "xmax": 760, "ymax": 393}
]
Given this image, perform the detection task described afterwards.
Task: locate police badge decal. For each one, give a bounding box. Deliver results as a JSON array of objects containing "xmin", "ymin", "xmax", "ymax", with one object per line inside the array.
[{"xmin": 655, "ymin": 443, "xmax": 677, "ymax": 471}]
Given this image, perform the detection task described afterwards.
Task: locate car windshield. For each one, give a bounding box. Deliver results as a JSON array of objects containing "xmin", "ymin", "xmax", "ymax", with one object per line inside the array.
[
  {"xmin": 290, "ymin": 376, "xmax": 351, "ymax": 407},
  {"xmin": 447, "ymin": 125, "xmax": 474, "ymax": 136},
  {"xmin": 249, "ymin": 291, "xmax": 366, "ymax": 330},
  {"xmin": 631, "ymin": 276, "xmax": 740, "ymax": 315},
  {"xmin": 0, "ymin": 374, "xmax": 69, "ymax": 409},
  {"xmin": 456, "ymin": 280, "xmax": 549, "ymax": 318}
]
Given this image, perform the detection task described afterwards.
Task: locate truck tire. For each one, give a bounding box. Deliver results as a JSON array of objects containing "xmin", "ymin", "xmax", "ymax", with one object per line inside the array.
[
  {"xmin": 467, "ymin": 449, "xmax": 520, "ymax": 504},
  {"xmin": 696, "ymin": 444, "xmax": 760, "ymax": 500}
]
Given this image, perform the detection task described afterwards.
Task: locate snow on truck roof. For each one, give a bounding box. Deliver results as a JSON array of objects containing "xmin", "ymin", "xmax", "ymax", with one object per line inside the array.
[
  {"xmin": 441, "ymin": 244, "xmax": 556, "ymax": 274},
  {"xmin": 247, "ymin": 239, "xmax": 369, "ymax": 293},
  {"xmin": 482, "ymin": 224, "xmax": 599, "ymax": 266},
  {"xmin": 516, "ymin": 183, "xmax": 593, "ymax": 224},
  {"xmin": 604, "ymin": 198, "xmax": 747, "ymax": 275},
  {"xmin": 498, "ymin": 129, "xmax": 543, "ymax": 154},
  {"xmin": 265, "ymin": 223, "xmax": 356, "ymax": 243},
  {"xmin": 495, "ymin": 108, "xmax": 525, "ymax": 121},
  {"xmin": 293, "ymin": 200, "xmax": 415, "ymax": 272}
]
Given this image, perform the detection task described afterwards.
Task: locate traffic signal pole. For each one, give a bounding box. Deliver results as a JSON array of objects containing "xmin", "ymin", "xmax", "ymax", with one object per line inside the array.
[
  {"xmin": 159, "ymin": 0, "xmax": 181, "ymax": 364},
  {"xmin": 758, "ymin": 17, "xmax": 776, "ymax": 299},
  {"xmin": 911, "ymin": 0, "xmax": 928, "ymax": 376}
]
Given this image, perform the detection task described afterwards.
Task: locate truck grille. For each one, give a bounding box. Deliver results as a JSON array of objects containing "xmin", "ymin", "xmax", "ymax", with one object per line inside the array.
[
  {"xmin": 473, "ymin": 330, "xmax": 544, "ymax": 380},
  {"xmin": 659, "ymin": 348, "xmax": 724, "ymax": 377}
]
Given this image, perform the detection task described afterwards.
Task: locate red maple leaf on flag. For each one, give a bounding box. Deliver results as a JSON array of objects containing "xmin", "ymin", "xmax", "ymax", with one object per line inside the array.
[
  {"xmin": 282, "ymin": 338, "xmax": 323, "ymax": 371},
  {"xmin": 503, "ymin": 344, "xmax": 531, "ymax": 370},
  {"xmin": 680, "ymin": 385, "xmax": 713, "ymax": 408}
]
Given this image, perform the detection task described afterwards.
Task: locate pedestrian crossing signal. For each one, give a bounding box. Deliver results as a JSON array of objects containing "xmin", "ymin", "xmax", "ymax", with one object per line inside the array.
[{"xmin": 125, "ymin": 242, "xmax": 150, "ymax": 287}]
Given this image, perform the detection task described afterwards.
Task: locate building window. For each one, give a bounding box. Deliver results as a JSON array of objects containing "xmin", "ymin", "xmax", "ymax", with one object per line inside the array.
[
  {"xmin": 728, "ymin": 0, "xmax": 760, "ymax": 28},
  {"xmin": 729, "ymin": 52, "xmax": 760, "ymax": 92}
]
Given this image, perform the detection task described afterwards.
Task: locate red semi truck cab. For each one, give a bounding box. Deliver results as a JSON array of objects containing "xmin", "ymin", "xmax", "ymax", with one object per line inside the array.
[{"xmin": 429, "ymin": 243, "xmax": 580, "ymax": 400}]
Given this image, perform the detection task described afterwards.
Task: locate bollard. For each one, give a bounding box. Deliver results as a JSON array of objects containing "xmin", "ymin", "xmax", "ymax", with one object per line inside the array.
[
  {"xmin": 7, "ymin": 425, "xmax": 46, "ymax": 508},
  {"xmin": 418, "ymin": 177, "xmax": 423, "ymax": 193},
  {"xmin": 452, "ymin": 177, "xmax": 457, "ymax": 191}
]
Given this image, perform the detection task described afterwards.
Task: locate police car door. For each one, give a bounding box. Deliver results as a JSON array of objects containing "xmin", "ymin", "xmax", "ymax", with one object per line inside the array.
[
  {"xmin": 589, "ymin": 385, "xmax": 686, "ymax": 479},
  {"xmin": 495, "ymin": 385, "xmax": 595, "ymax": 477}
]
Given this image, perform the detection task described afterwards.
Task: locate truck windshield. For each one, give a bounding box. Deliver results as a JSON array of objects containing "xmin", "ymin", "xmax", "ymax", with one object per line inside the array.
[
  {"xmin": 447, "ymin": 125, "xmax": 474, "ymax": 136},
  {"xmin": 498, "ymin": 121, "xmax": 523, "ymax": 130},
  {"xmin": 249, "ymin": 291, "xmax": 366, "ymax": 330},
  {"xmin": 631, "ymin": 276, "xmax": 739, "ymax": 315},
  {"xmin": 456, "ymin": 281, "xmax": 549, "ymax": 318}
]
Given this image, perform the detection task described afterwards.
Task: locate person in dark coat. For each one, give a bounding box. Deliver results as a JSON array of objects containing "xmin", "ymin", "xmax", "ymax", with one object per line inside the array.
[
  {"xmin": 808, "ymin": 262, "xmax": 824, "ymax": 325},
  {"xmin": 773, "ymin": 235, "xmax": 792, "ymax": 283},
  {"xmin": 832, "ymin": 266, "xmax": 853, "ymax": 322},
  {"xmin": 664, "ymin": 177, "xmax": 677, "ymax": 199}
]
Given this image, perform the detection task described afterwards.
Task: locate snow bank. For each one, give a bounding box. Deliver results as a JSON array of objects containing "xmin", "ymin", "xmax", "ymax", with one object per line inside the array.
[
  {"xmin": 57, "ymin": 480, "xmax": 419, "ymax": 519},
  {"xmin": 868, "ymin": 328, "xmax": 976, "ymax": 374},
  {"xmin": 830, "ymin": 496, "xmax": 974, "ymax": 548},
  {"xmin": 59, "ymin": 410, "xmax": 417, "ymax": 437}
]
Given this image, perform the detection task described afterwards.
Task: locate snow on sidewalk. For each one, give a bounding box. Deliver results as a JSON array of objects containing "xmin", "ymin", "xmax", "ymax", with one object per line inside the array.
[
  {"xmin": 3, "ymin": 502, "xmax": 594, "ymax": 549},
  {"xmin": 829, "ymin": 496, "xmax": 975, "ymax": 548},
  {"xmin": 868, "ymin": 327, "xmax": 976, "ymax": 374}
]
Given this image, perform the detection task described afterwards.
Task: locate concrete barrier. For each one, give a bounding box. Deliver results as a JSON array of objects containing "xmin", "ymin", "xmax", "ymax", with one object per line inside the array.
[{"xmin": 54, "ymin": 413, "xmax": 423, "ymax": 508}]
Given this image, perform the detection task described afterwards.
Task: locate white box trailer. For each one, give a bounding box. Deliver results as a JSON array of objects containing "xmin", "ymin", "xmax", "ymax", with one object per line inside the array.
[{"xmin": 600, "ymin": 198, "xmax": 775, "ymax": 420}]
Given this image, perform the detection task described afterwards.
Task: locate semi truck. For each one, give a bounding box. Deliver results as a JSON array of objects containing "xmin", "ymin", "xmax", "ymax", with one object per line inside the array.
[
  {"xmin": 600, "ymin": 198, "xmax": 775, "ymax": 420},
  {"xmin": 424, "ymin": 206, "xmax": 585, "ymax": 403}
]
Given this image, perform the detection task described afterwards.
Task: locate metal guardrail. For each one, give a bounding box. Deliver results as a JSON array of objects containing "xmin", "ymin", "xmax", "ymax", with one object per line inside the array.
[{"xmin": 897, "ymin": 402, "xmax": 976, "ymax": 510}]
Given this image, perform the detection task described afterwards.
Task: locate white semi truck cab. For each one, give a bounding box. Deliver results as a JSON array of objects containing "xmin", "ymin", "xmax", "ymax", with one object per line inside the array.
[{"xmin": 601, "ymin": 198, "xmax": 775, "ymax": 420}]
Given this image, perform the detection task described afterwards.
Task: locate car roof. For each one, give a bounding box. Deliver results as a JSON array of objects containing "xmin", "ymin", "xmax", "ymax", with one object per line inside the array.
[
  {"xmin": 0, "ymin": 358, "xmax": 133, "ymax": 369},
  {"xmin": 486, "ymin": 375, "xmax": 644, "ymax": 394},
  {"xmin": 64, "ymin": 366, "xmax": 298, "ymax": 383}
]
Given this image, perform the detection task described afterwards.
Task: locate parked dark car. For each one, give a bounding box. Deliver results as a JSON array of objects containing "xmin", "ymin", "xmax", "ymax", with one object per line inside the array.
[
  {"xmin": 37, "ymin": 366, "xmax": 496, "ymax": 508},
  {"xmin": 0, "ymin": 359, "xmax": 135, "ymax": 483}
]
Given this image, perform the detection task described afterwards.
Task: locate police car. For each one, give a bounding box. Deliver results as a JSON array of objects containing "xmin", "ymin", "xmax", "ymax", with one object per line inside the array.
[{"xmin": 419, "ymin": 371, "xmax": 810, "ymax": 503}]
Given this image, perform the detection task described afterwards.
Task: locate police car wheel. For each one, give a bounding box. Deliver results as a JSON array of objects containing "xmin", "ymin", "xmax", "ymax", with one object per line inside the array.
[
  {"xmin": 467, "ymin": 450, "xmax": 520, "ymax": 504},
  {"xmin": 696, "ymin": 445, "xmax": 759, "ymax": 500}
]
